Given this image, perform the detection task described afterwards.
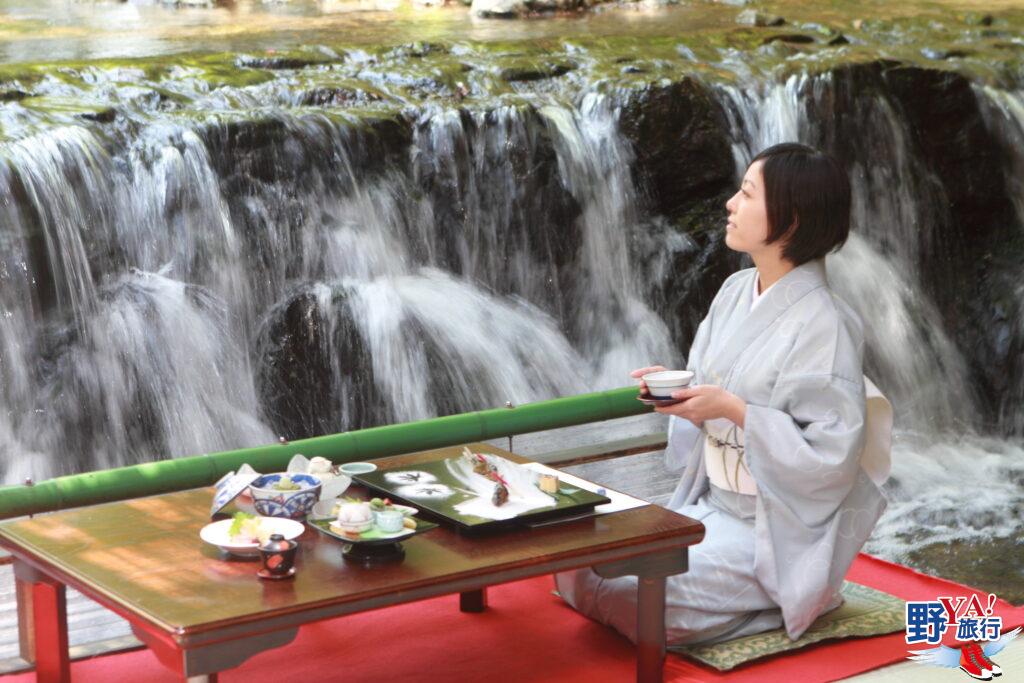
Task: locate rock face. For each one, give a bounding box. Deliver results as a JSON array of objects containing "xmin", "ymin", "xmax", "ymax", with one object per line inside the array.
[
  {"xmin": 618, "ymin": 78, "xmax": 741, "ymax": 345},
  {"xmin": 255, "ymin": 287, "xmax": 390, "ymax": 440},
  {"xmin": 620, "ymin": 78, "xmax": 735, "ymax": 221},
  {"xmin": 807, "ymin": 60, "xmax": 1023, "ymax": 421}
]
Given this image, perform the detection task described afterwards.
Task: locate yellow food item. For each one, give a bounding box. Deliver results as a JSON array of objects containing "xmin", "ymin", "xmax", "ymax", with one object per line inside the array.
[
  {"xmin": 402, "ymin": 517, "xmax": 417, "ymax": 530},
  {"xmin": 274, "ymin": 476, "xmax": 301, "ymax": 491},
  {"xmin": 539, "ymin": 473, "xmax": 560, "ymax": 494}
]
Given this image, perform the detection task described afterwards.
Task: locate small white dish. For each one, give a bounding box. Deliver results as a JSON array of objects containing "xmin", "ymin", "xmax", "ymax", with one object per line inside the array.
[
  {"xmin": 374, "ymin": 509, "xmax": 405, "ymax": 532},
  {"xmin": 199, "ymin": 517, "xmax": 305, "ymax": 557},
  {"xmin": 641, "ymin": 370, "xmax": 695, "ymax": 398},
  {"xmin": 339, "ymin": 462, "xmax": 378, "ymax": 475}
]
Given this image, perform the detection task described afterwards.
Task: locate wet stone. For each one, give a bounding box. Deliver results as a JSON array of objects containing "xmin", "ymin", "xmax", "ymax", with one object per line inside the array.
[
  {"xmin": 300, "ymin": 87, "xmax": 383, "ymax": 106},
  {"xmin": 500, "ymin": 62, "xmax": 575, "ymax": 82},
  {"xmin": 736, "ymin": 10, "xmax": 785, "ymax": 28},
  {"xmin": 77, "ymin": 107, "xmax": 117, "ymax": 123},
  {"xmin": 920, "ymin": 47, "xmax": 972, "ymax": 60},
  {"xmin": 761, "ymin": 33, "xmax": 815, "ymax": 45},
  {"xmin": 0, "ymin": 89, "xmax": 28, "ymax": 102},
  {"xmin": 964, "ymin": 13, "xmax": 996, "ymax": 27},
  {"xmin": 236, "ymin": 54, "xmax": 333, "ymax": 70},
  {"xmin": 387, "ymin": 42, "xmax": 448, "ymax": 59}
]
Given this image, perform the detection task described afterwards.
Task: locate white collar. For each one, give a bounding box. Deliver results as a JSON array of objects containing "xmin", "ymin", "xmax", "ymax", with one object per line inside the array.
[{"xmin": 751, "ymin": 272, "xmax": 774, "ymax": 311}]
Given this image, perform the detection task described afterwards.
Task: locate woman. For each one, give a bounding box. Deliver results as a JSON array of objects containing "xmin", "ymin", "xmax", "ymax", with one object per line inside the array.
[{"xmin": 555, "ymin": 143, "xmax": 888, "ymax": 645}]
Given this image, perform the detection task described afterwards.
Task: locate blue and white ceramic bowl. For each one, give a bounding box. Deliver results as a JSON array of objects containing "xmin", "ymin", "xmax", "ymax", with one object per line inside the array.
[{"xmin": 248, "ymin": 473, "xmax": 322, "ymax": 519}]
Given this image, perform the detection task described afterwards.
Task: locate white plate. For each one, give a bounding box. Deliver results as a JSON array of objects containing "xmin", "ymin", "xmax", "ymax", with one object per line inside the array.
[{"xmin": 199, "ymin": 517, "xmax": 305, "ymax": 557}]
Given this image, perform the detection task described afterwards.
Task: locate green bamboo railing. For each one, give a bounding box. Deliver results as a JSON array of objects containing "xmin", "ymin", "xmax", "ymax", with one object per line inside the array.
[{"xmin": 0, "ymin": 386, "xmax": 649, "ymax": 520}]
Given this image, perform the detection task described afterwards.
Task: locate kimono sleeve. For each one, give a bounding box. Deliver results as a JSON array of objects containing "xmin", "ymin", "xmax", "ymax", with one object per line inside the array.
[{"xmin": 744, "ymin": 372, "xmax": 866, "ymax": 523}]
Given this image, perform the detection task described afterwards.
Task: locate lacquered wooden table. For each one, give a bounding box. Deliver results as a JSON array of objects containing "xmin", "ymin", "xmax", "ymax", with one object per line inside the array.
[{"xmin": 0, "ymin": 444, "xmax": 704, "ymax": 683}]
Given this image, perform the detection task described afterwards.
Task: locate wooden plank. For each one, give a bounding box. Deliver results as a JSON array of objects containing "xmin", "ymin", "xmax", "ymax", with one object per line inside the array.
[
  {"xmin": 543, "ymin": 433, "xmax": 667, "ymax": 467},
  {"xmin": 561, "ymin": 449, "xmax": 676, "ymax": 507}
]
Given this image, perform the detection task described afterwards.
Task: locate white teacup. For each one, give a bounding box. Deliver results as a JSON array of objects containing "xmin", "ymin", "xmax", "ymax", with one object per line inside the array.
[{"xmin": 641, "ymin": 370, "xmax": 695, "ymax": 398}]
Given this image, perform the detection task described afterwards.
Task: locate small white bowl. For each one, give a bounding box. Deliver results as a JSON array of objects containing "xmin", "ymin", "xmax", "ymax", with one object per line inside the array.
[
  {"xmin": 641, "ymin": 370, "xmax": 695, "ymax": 397},
  {"xmin": 339, "ymin": 462, "xmax": 377, "ymax": 476}
]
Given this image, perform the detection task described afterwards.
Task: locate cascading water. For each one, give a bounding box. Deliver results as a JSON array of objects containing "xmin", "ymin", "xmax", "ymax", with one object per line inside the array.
[
  {"xmin": 718, "ymin": 75, "xmax": 1024, "ymax": 563},
  {"xmin": 0, "ymin": 88, "xmax": 677, "ymax": 483}
]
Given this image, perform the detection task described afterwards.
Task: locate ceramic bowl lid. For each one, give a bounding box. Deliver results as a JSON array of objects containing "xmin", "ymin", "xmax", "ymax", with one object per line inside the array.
[{"xmin": 210, "ymin": 463, "xmax": 261, "ymax": 517}]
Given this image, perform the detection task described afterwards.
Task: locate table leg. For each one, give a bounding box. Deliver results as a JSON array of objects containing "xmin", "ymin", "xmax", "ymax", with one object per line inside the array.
[
  {"xmin": 15, "ymin": 572, "xmax": 34, "ymax": 665},
  {"xmin": 31, "ymin": 579, "xmax": 70, "ymax": 683},
  {"xmin": 635, "ymin": 576, "xmax": 667, "ymax": 683},
  {"xmin": 595, "ymin": 548, "xmax": 688, "ymax": 683},
  {"xmin": 460, "ymin": 588, "xmax": 488, "ymax": 613}
]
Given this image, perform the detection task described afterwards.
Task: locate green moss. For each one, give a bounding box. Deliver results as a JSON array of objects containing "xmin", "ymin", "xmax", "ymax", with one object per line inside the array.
[{"xmin": 0, "ymin": 3, "xmax": 1021, "ymax": 145}]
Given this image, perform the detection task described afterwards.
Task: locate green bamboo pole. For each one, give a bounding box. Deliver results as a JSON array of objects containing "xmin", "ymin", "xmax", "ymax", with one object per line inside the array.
[{"xmin": 0, "ymin": 386, "xmax": 649, "ymax": 519}]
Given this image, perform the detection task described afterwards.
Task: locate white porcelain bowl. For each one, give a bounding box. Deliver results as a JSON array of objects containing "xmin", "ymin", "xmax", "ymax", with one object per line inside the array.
[
  {"xmin": 641, "ymin": 370, "xmax": 695, "ymax": 397},
  {"xmin": 248, "ymin": 473, "xmax": 322, "ymax": 519}
]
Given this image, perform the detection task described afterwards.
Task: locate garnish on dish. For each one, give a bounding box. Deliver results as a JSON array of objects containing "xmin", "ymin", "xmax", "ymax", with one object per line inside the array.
[
  {"xmin": 228, "ymin": 512, "xmax": 272, "ymax": 545},
  {"xmin": 272, "ymin": 476, "xmax": 302, "ymax": 491}
]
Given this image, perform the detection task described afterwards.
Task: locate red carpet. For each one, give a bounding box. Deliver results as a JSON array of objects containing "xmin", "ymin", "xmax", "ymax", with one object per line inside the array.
[{"xmin": 5, "ymin": 553, "xmax": 1023, "ymax": 683}]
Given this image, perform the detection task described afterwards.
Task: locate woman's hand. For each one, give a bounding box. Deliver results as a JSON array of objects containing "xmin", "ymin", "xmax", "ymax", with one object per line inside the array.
[
  {"xmin": 630, "ymin": 365, "xmax": 667, "ymax": 395},
  {"xmin": 654, "ymin": 385, "xmax": 747, "ymax": 428}
]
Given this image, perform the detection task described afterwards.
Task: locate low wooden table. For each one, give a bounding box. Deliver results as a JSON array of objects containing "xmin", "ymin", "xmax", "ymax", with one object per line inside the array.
[{"xmin": 0, "ymin": 444, "xmax": 704, "ymax": 683}]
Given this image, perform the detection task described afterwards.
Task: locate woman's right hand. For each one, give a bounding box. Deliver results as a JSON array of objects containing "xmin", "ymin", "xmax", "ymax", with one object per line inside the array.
[{"xmin": 630, "ymin": 365, "xmax": 667, "ymax": 395}]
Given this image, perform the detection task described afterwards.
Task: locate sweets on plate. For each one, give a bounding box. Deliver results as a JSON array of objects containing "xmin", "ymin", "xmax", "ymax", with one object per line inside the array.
[
  {"xmin": 538, "ymin": 473, "xmax": 559, "ymax": 494},
  {"xmin": 331, "ymin": 501, "xmax": 373, "ymax": 537}
]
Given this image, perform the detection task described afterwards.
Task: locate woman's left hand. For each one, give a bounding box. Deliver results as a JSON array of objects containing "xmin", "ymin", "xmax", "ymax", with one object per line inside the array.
[{"xmin": 654, "ymin": 384, "xmax": 747, "ymax": 428}]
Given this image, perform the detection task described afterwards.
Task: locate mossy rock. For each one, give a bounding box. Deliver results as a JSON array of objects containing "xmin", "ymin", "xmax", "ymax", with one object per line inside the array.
[
  {"xmin": 906, "ymin": 537, "xmax": 1024, "ymax": 605},
  {"xmin": 500, "ymin": 61, "xmax": 575, "ymax": 82}
]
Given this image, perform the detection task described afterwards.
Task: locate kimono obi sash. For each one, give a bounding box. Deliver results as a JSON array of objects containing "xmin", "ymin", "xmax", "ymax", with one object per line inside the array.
[{"xmin": 703, "ymin": 418, "xmax": 758, "ymax": 496}]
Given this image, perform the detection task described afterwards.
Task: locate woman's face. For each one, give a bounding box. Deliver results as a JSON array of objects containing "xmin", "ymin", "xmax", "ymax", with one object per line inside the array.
[{"xmin": 724, "ymin": 160, "xmax": 770, "ymax": 255}]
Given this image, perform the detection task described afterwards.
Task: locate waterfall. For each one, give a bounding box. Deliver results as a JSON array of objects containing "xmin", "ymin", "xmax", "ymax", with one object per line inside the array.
[
  {"xmin": 0, "ymin": 97, "xmax": 676, "ymax": 483},
  {"xmin": 540, "ymin": 93, "xmax": 678, "ymax": 387},
  {"xmin": 717, "ymin": 75, "xmax": 1024, "ymax": 559}
]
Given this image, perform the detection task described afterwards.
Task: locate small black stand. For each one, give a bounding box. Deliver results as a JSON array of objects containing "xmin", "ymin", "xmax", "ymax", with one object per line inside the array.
[{"xmin": 342, "ymin": 542, "xmax": 406, "ymax": 564}]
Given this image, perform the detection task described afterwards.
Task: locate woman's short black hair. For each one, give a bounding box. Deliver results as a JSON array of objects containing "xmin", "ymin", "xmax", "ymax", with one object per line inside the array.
[{"xmin": 750, "ymin": 143, "xmax": 851, "ymax": 266}]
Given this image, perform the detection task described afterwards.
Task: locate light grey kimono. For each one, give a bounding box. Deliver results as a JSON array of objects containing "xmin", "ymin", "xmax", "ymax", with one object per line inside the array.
[{"xmin": 556, "ymin": 259, "xmax": 887, "ymax": 643}]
